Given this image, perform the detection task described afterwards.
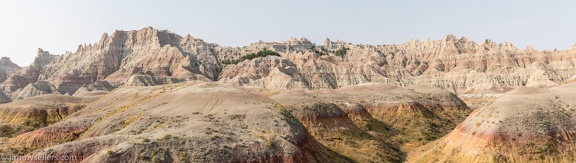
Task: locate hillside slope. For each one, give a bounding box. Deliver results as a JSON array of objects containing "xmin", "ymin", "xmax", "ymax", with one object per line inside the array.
[{"xmin": 409, "ymin": 82, "xmax": 576, "ymax": 162}]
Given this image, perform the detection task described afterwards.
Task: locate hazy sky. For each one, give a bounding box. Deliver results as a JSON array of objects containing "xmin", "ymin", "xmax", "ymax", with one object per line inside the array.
[{"xmin": 1, "ymin": 0, "xmax": 574, "ymax": 66}]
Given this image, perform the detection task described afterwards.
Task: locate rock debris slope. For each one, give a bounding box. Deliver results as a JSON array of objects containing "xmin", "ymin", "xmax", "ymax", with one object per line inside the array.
[{"xmin": 0, "ymin": 27, "xmax": 575, "ymax": 102}]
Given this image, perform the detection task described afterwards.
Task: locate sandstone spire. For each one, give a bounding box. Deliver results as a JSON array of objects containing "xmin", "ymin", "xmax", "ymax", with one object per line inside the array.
[
  {"xmin": 481, "ymin": 39, "xmax": 497, "ymax": 50},
  {"xmin": 0, "ymin": 57, "xmax": 12, "ymax": 64},
  {"xmin": 323, "ymin": 38, "xmax": 332, "ymax": 46},
  {"xmin": 444, "ymin": 34, "xmax": 457, "ymax": 42},
  {"xmin": 181, "ymin": 34, "xmax": 195, "ymax": 43},
  {"xmin": 36, "ymin": 48, "xmax": 50, "ymax": 56}
]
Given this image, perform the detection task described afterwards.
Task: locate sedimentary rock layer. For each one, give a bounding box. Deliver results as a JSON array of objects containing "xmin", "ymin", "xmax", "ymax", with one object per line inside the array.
[
  {"xmin": 1, "ymin": 27, "xmax": 574, "ymax": 102},
  {"xmin": 409, "ymin": 82, "xmax": 576, "ymax": 162}
]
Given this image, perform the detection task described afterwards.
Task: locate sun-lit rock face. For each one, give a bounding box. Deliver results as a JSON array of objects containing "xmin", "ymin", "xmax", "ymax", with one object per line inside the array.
[
  {"xmin": 1, "ymin": 27, "xmax": 575, "ymax": 102},
  {"xmin": 409, "ymin": 82, "xmax": 576, "ymax": 163}
]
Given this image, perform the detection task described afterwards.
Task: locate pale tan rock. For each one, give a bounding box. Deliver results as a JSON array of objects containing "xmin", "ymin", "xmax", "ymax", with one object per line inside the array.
[
  {"xmin": 11, "ymin": 81, "xmax": 58, "ymax": 100},
  {"xmin": 1, "ymin": 49, "xmax": 58, "ymax": 93},
  {"xmin": 72, "ymin": 81, "xmax": 114, "ymax": 96},
  {"xmin": 3, "ymin": 29, "xmax": 576, "ymax": 100},
  {"xmin": 0, "ymin": 57, "xmax": 21, "ymax": 83},
  {"xmin": 0, "ymin": 90, "xmax": 10, "ymax": 103},
  {"xmin": 125, "ymin": 74, "xmax": 186, "ymax": 86}
]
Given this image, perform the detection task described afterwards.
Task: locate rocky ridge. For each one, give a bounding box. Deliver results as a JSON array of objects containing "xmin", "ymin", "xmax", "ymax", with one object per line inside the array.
[
  {"xmin": 0, "ymin": 57, "xmax": 21, "ymax": 83},
  {"xmin": 1, "ymin": 27, "xmax": 575, "ymax": 102}
]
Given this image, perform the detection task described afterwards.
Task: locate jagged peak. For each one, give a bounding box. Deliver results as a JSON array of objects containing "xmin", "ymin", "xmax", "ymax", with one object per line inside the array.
[
  {"xmin": 138, "ymin": 26, "xmax": 174, "ymax": 34},
  {"xmin": 0, "ymin": 57, "xmax": 12, "ymax": 63},
  {"xmin": 459, "ymin": 36, "xmax": 468, "ymax": 42},
  {"xmin": 482, "ymin": 39, "xmax": 496, "ymax": 45},
  {"xmin": 525, "ymin": 46, "xmax": 536, "ymax": 52},
  {"xmin": 283, "ymin": 36, "xmax": 312, "ymax": 45},
  {"xmin": 335, "ymin": 39, "xmax": 347, "ymax": 44},
  {"xmin": 110, "ymin": 26, "xmax": 161, "ymax": 34},
  {"xmin": 76, "ymin": 44, "xmax": 84, "ymax": 52},
  {"xmin": 143, "ymin": 26, "xmax": 155, "ymax": 30},
  {"xmin": 185, "ymin": 34, "xmax": 193, "ymax": 39},
  {"xmin": 498, "ymin": 42, "xmax": 514, "ymax": 47},
  {"xmin": 321, "ymin": 38, "xmax": 348, "ymax": 46},
  {"xmin": 444, "ymin": 34, "xmax": 457, "ymax": 41},
  {"xmin": 407, "ymin": 39, "xmax": 420, "ymax": 44},
  {"xmin": 181, "ymin": 34, "xmax": 195, "ymax": 43},
  {"xmin": 102, "ymin": 32, "xmax": 109, "ymax": 38},
  {"xmin": 37, "ymin": 48, "xmax": 50, "ymax": 56},
  {"xmin": 97, "ymin": 32, "xmax": 110, "ymax": 45},
  {"xmin": 282, "ymin": 37, "xmax": 297, "ymax": 44},
  {"xmin": 323, "ymin": 38, "xmax": 332, "ymax": 45}
]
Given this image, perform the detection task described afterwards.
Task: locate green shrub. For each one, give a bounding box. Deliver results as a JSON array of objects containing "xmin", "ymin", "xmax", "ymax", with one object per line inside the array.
[
  {"xmin": 265, "ymin": 138, "xmax": 277, "ymax": 151},
  {"xmin": 178, "ymin": 152, "xmax": 187, "ymax": 160},
  {"xmin": 335, "ymin": 47, "xmax": 350, "ymax": 57},
  {"xmin": 421, "ymin": 131, "xmax": 439, "ymax": 141},
  {"xmin": 0, "ymin": 124, "xmax": 13, "ymax": 138},
  {"xmin": 221, "ymin": 50, "xmax": 281, "ymax": 64},
  {"xmin": 138, "ymin": 154, "xmax": 150, "ymax": 160},
  {"xmin": 314, "ymin": 50, "xmax": 328, "ymax": 56}
]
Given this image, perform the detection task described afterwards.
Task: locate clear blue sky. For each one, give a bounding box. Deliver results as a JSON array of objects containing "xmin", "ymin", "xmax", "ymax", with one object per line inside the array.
[{"xmin": 1, "ymin": 0, "xmax": 574, "ymax": 66}]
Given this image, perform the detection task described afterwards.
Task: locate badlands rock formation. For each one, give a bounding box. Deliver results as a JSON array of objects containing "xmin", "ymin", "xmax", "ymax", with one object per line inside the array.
[
  {"xmin": 72, "ymin": 81, "xmax": 115, "ymax": 96},
  {"xmin": 1, "ymin": 27, "xmax": 575, "ymax": 162},
  {"xmin": 0, "ymin": 27, "xmax": 575, "ymax": 102},
  {"xmin": 0, "ymin": 57, "xmax": 21, "ymax": 83},
  {"xmin": 409, "ymin": 82, "xmax": 576, "ymax": 162},
  {"xmin": 0, "ymin": 94, "xmax": 96, "ymax": 148},
  {"xmin": 268, "ymin": 83, "xmax": 470, "ymax": 161}
]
